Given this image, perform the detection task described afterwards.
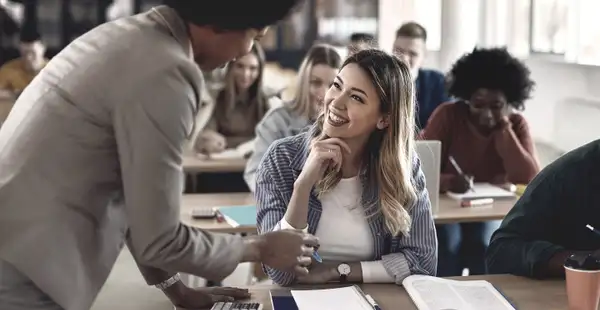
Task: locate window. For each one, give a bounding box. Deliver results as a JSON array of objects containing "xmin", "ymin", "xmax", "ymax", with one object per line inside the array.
[
  {"xmin": 413, "ymin": 0, "xmax": 441, "ymax": 51},
  {"xmin": 377, "ymin": 0, "xmax": 441, "ymax": 52},
  {"xmin": 530, "ymin": 0, "xmax": 569, "ymax": 54},
  {"xmin": 316, "ymin": 0, "xmax": 378, "ymax": 46},
  {"xmin": 569, "ymin": 0, "xmax": 600, "ymax": 65}
]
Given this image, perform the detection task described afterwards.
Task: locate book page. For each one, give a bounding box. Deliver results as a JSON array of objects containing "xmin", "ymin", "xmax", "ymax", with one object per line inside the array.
[
  {"xmin": 290, "ymin": 286, "xmax": 372, "ymax": 310},
  {"xmin": 403, "ymin": 275, "xmax": 514, "ymax": 310}
]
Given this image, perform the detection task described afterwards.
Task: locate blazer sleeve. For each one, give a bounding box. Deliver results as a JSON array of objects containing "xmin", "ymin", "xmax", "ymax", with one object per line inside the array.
[
  {"xmin": 382, "ymin": 154, "xmax": 438, "ymax": 284},
  {"xmin": 255, "ymin": 144, "xmax": 297, "ymax": 286},
  {"xmin": 113, "ymin": 66, "xmax": 244, "ymax": 283},
  {"xmin": 244, "ymin": 107, "xmax": 288, "ymax": 192}
]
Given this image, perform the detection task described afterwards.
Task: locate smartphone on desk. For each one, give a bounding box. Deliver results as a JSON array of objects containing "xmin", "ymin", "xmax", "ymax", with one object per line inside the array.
[{"xmin": 191, "ymin": 208, "xmax": 217, "ymax": 219}]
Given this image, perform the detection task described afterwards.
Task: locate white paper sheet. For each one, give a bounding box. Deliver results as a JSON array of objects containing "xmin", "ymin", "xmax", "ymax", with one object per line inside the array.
[
  {"xmin": 290, "ymin": 286, "xmax": 373, "ymax": 310},
  {"xmin": 403, "ymin": 275, "xmax": 515, "ymax": 310},
  {"xmin": 446, "ymin": 183, "xmax": 516, "ymax": 200}
]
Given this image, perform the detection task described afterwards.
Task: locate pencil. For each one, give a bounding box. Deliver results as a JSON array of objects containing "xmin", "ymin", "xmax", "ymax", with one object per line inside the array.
[{"xmin": 448, "ymin": 156, "xmax": 464, "ymax": 175}]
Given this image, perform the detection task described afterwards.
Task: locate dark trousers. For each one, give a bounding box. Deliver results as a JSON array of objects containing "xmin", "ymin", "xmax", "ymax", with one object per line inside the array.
[{"xmin": 436, "ymin": 221, "xmax": 501, "ymax": 276}]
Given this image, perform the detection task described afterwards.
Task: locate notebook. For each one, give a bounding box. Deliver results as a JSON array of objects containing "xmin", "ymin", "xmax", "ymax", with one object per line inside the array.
[
  {"xmin": 403, "ymin": 275, "xmax": 515, "ymax": 310},
  {"xmin": 216, "ymin": 205, "xmax": 256, "ymax": 228},
  {"xmin": 446, "ymin": 183, "xmax": 516, "ymax": 201},
  {"xmin": 270, "ymin": 286, "xmax": 376, "ymax": 310},
  {"xmin": 201, "ymin": 140, "xmax": 254, "ymax": 160}
]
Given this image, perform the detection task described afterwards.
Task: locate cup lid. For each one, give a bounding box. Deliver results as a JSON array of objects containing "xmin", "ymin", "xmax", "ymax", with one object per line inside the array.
[{"xmin": 564, "ymin": 252, "xmax": 600, "ymax": 271}]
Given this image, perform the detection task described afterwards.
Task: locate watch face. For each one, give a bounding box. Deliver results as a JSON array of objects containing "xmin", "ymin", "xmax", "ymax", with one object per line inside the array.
[{"xmin": 337, "ymin": 263, "xmax": 351, "ymax": 275}]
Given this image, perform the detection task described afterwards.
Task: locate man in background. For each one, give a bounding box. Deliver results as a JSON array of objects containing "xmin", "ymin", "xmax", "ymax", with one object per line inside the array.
[
  {"xmin": 0, "ymin": 28, "xmax": 47, "ymax": 97},
  {"xmin": 347, "ymin": 32, "xmax": 376, "ymax": 55},
  {"xmin": 393, "ymin": 22, "xmax": 449, "ymax": 130}
]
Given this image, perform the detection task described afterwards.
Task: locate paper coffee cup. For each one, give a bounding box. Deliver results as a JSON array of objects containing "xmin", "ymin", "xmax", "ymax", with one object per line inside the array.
[{"xmin": 564, "ymin": 253, "xmax": 600, "ymax": 310}]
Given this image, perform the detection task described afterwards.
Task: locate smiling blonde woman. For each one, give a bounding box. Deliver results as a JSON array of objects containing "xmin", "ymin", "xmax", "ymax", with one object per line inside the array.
[{"xmin": 255, "ymin": 49, "xmax": 437, "ymax": 286}]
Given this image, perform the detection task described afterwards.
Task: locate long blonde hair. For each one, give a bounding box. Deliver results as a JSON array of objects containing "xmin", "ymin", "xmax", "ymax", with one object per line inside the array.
[
  {"xmin": 214, "ymin": 43, "xmax": 269, "ymax": 125},
  {"xmin": 313, "ymin": 49, "xmax": 417, "ymax": 236},
  {"xmin": 288, "ymin": 44, "xmax": 341, "ymax": 120}
]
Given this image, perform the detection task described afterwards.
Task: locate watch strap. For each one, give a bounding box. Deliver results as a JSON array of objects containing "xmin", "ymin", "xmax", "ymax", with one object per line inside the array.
[
  {"xmin": 340, "ymin": 273, "xmax": 348, "ymax": 283},
  {"xmin": 154, "ymin": 273, "xmax": 181, "ymax": 290}
]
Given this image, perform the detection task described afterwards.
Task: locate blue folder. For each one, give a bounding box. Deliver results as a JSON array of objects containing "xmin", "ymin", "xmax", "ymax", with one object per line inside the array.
[
  {"xmin": 270, "ymin": 290, "xmax": 298, "ymax": 310},
  {"xmin": 216, "ymin": 205, "xmax": 256, "ymax": 227}
]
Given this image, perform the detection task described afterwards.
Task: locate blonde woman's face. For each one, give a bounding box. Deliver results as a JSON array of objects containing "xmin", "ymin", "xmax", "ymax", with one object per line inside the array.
[
  {"xmin": 308, "ymin": 64, "xmax": 337, "ymax": 109},
  {"xmin": 323, "ymin": 63, "xmax": 386, "ymax": 141},
  {"xmin": 231, "ymin": 53, "xmax": 260, "ymax": 91}
]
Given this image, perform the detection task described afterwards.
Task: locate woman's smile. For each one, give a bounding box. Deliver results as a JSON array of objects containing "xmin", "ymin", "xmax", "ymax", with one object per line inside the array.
[{"xmin": 327, "ymin": 110, "xmax": 349, "ymax": 127}]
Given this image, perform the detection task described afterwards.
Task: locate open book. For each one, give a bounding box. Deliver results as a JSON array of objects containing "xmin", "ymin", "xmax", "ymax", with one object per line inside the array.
[
  {"xmin": 403, "ymin": 275, "xmax": 515, "ymax": 310},
  {"xmin": 200, "ymin": 140, "xmax": 254, "ymax": 160},
  {"xmin": 446, "ymin": 183, "xmax": 516, "ymax": 201}
]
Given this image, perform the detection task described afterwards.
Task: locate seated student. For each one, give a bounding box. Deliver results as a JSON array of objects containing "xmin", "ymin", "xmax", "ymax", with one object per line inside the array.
[
  {"xmin": 486, "ymin": 140, "xmax": 600, "ymax": 278},
  {"xmin": 393, "ymin": 22, "xmax": 449, "ymax": 130},
  {"xmin": 194, "ymin": 42, "xmax": 281, "ymax": 154},
  {"xmin": 421, "ymin": 47, "xmax": 540, "ymax": 277},
  {"xmin": 244, "ymin": 44, "xmax": 341, "ymax": 191},
  {"xmin": 347, "ymin": 33, "xmax": 376, "ymax": 56},
  {"xmin": 0, "ymin": 28, "xmax": 48, "ymax": 98},
  {"xmin": 255, "ymin": 49, "xmax": 437, "ymax": 286}
]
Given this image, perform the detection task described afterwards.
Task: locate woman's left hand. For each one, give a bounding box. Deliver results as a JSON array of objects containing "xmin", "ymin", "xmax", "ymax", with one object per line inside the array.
[{"xmin": 297, "ymin": 262, "xmax": 338, "ymax": 284}]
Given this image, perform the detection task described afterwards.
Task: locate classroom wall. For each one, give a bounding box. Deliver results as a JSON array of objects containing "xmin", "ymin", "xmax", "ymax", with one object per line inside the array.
[{"xmin": 423, "ymin": 51, "xmax": 600, "ymax": 153}]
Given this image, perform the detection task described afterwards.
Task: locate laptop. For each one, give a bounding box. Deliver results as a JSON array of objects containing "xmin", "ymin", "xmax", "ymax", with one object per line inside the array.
[{"xmin": 415, "ymin": 140, "xmax": 441, "ymax": 213}]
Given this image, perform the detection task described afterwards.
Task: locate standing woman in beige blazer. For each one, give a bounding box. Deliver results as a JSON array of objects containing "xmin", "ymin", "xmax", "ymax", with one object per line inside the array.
[{"xmin": 0, "ymin": 1, "xmax": 318, "ymax": 310}]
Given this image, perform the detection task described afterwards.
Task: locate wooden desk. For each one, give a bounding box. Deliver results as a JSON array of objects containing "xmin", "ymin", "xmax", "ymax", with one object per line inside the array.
[
  {"xmin": 181, "ymin": 193, "xmax": 517, "ymax": 232},
  {"xmin": 182, "ymin": 155, "xmax": 247, "ymax": 173},
  {"xmin": 434, "ymin": 196, "xmax": 517, "ymax": 224},
  {"xmin": 0, "ymin": 97, "xmax": 16, "ymax": 122},
  {"xmin": 247, "ymin": 275, "xmax": 567, "ymax": 310}
]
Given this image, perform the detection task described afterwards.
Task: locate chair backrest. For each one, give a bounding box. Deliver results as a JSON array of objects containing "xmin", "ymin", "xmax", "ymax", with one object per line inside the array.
[{"xmin": 415, "ymin": 140, "xmax": 441, "ymax": 213}]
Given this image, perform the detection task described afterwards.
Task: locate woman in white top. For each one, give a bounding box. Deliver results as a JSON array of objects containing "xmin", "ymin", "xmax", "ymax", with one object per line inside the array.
[{"xmin": 255, "ymin": 49, "xmax": 437, "ymax": 286}]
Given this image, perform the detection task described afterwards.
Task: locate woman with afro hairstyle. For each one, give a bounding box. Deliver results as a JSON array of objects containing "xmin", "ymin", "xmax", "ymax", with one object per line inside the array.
[{"xmin": 421, "ymin": 47, "xmax": 540, "ymax": 277}]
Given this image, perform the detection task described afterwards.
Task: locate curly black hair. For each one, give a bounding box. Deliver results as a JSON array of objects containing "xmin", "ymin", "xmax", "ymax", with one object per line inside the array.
[{"xmin": 446, "ymin": 47, "xmax": 535, "ymax": 110}]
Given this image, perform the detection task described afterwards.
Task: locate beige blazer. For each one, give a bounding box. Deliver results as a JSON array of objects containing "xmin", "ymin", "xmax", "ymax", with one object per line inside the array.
[{"xmin": 0, "ymin": 6, "xmax": 242, "ymax": 310}]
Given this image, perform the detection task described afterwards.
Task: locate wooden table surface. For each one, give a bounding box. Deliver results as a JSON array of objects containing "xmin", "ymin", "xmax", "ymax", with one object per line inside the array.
[
  {"xmin": 246, "ymin": 275, "xmax": 567, "ymax": 310},
  {"xmin": 182, "ymin": 155, "xmax": 247, "ymax": 173},
  {"xmin": 181, "ymin": 193, "xmax": 518, "ymax": 233}
]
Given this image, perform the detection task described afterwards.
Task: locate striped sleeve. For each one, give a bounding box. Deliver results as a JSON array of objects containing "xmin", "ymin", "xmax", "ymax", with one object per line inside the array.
[
  {"xmin": 381, "ymin": 154, "xmax": 438, "ymax": 284},
  {"xmin": 254, "ymin": 143, "xmax": 297, "ymax": 286}
]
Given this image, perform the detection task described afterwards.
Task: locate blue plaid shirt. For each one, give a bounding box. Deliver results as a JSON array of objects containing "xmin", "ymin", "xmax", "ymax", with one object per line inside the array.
[{"xmin": 255, "ymin": 126, "xmax": 438, "ymax": 286}]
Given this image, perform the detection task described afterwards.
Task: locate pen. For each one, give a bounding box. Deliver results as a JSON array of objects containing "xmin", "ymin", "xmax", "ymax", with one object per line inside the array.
[
  {"xmin": 448, "ymin": 156, "xmax": 464, "ymax": 175},
  {"xmin": 312, "ymin": 250, "xmax": 323, "ymax": 263},
  {"xmin": 586, "ymin": 224, "xmax": 600, "ymax": 237},
  {"xmin": 365, "ymin": 294, "xmax": 382, "ymax": 310},
  {"xmin": 448, "ymin": 156, "xmax": 474, "ymax": 191}
]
